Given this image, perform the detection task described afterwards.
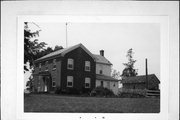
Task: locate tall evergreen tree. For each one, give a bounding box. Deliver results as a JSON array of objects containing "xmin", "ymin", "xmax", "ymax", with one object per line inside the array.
[{"xmin": 121, "ymin": 48, "xmax": 138, "ymax": 77}]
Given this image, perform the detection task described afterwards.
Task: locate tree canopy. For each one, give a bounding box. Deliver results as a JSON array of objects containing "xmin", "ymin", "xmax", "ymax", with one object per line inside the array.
[
  {"xmin": 121, "ymin": 48, "xmax": 138, "ymax": 77},
  {"xmin": 111, "ymin": 69, "xmax": 121, "ymax": 80},
  {"xmin": 24, "ymin": 22, "xmax": 47, "ymax": 72}
]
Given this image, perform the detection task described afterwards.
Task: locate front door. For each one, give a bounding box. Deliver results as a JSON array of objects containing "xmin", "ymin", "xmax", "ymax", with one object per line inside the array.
[{"xmin": 43, "ymin": 76, "xmax": 50, "ymax": 92}]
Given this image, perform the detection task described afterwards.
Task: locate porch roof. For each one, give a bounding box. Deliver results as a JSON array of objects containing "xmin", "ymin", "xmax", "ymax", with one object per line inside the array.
[{"xmin": 96, "ymin": 74, "xmax": 119, "ymax": 82}]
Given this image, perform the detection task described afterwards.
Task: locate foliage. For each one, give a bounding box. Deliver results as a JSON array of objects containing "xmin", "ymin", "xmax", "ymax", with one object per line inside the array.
[
  {"xmin": 121, "ymin": 48, "xmax": 138, "ymax": 77},
  {"xmin": 24, "ymin": 22, "xmax": 47, "ymax": 72},
  {"xmin": 26, "ymin": 75, "xmax": 34, "ymax": 92},
  {"xmin": 90, "ymin": 86, "xmax": 114, "ymax": 97},
  {"xmin": 118, "ymin": 88, "xmax": 146, "ymax": 98},
  {"xmin": 54, "ymin": 45, "xmax": 63, "ymax": 51},
  {"xmin": 111, "ymin": 69, "xmax": 121, "ymax": 80},
  {"xmin": 55, "ymin": 87, "xmax": 61, "ymax": 94}
]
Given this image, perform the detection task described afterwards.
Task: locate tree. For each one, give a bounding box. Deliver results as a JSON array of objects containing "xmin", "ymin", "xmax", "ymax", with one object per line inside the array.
[
  {"xmin": 24, "ymin": 22, "xmax": 47, "ymax": 72},
  {"xmin": 111, "ymin": 69, "xmax": 121, "ymax": 80},
  {"xmin": 121, "ymin": 48, "xmax": 138, "ymax": 77},
  {"xmin": 54, "ymin": 45, "xmax": 63, "ymax": 51}
]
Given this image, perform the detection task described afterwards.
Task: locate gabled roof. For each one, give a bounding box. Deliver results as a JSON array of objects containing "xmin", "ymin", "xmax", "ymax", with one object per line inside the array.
[
  {"xmin": 35, "ymin": 43, "xmax": 113, "ymax": 65},
  {"xmin": 96, "ymin": 74, "xmax": 119, "ymax": 82},
  {"xmin": 121, "ymin": 74, "xmax": 160, "ymax": 84},
  {"xmin": 35, "ymin": 43, "xmax": 95, "ymax": 62},
  {"xmin": 93, "ymin": 54, "xmax": 112, "ymax": 65}
]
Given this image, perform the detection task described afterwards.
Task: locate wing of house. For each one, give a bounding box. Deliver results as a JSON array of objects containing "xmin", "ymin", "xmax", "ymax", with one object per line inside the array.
[{"xmin": 93, "ymin": 51, "xmax": 119, "ymax": 95}]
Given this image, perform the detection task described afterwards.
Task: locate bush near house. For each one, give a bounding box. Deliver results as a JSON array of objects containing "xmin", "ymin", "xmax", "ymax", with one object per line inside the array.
[
  {"xmin": 55, "ymin": 87, "xmax": 80, "ymax": 95},
  {"xmin": 118, "ymin": 88, "xmax": 146, "ymax": 98},
  {"xmin": 90, "ymin": 86, "xmax": 115, "ymax": 97},
  {"xmin": 55, "ymin": 87, "xmax": 92, "ymax": 95}
]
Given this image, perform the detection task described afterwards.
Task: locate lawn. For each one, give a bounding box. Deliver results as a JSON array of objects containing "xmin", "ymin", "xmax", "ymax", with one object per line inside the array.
[{"xmin": 24, "ymin": 94, "xmax": 160, "ymax": 113}]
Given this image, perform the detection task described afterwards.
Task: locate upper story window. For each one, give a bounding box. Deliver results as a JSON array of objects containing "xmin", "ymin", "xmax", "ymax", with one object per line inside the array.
[
  {"xmin": 85, "ymin": 61, "xmax": 91, "ymax": 71},
  {"xmin": 39, "ymin": 63, "xmax": 41, "ymax": 71},
  {"xmin": 85, "ymin": 77, "xmax": 91, "ymax": 88},
  {"xmin": 67, "ymin": 58, "xmax": 74, "ymax": 70},
  {"xmin": 45, "ymin": 61, "xmax": 48, "ymax": 71},
  {"xmin": 53, "ymin": 59, "xmax": 56, "ymax": 70},
  {"xmin": 67, "ymin": 76, "xmax": 73, "ymax": 87},
  {"xmin": 100, "ymin": 70, "xmax": 103, "ymax": 74}
]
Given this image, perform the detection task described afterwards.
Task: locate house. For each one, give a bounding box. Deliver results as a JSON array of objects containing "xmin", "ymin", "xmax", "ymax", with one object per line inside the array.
[
  {"xmin": 121, "ymin": 74, "xmax": 160, "ymax": 90},
  {"xmin": 32, "ymin": 43, "xmax": 119, "ymax": 94},
  {"xmin": 33, "ymin": 43, "xmax": 96, "ymax": 94},
  {"xmin": 93, "ymin": 51, "xmax": 119, "ymax": 94}
]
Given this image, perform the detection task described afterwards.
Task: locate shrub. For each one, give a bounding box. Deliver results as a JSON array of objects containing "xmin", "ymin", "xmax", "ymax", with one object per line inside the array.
[
  {"xmin": 90, "ymin": 86, "xmax": 114, "ymax": 97},
  {"xmin": 118, "ymin": 88, "xmax": 146, "ymax": 98},
  {"xmin": 55, "ymin": 87, "xmax": 61, "ymax": 94},
  {"xmin": 66, "ymin": 88, "xmax": 80, "ymax": 95},
  {"xmin": 82, "ymin": 87, "xmax": 91, "ymax": 95}
]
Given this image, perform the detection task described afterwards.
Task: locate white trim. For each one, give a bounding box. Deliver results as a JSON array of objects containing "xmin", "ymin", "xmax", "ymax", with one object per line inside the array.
[
  {"xmin": 85, "ymin": 77, "xmax": 91, "ymax": 88},
  {"xmin": 85, "ymin": 61, "xmax": 91, "ymax": 71},
  {"xmin": 67, "ymin": 76, "xmax": 73, "ymax": 87},
  {"xmin": 67, "ymin": 58, "xmax": 74, "ymax": 70}
]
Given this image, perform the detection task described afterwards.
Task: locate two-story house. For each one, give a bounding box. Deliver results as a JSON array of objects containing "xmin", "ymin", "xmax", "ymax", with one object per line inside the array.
[
  {"xmin": 33, "ymin": 43, "xmax": 96, "ymax": 94},
  {"xmin": 33, "ymin": 43, "xmax": 119, "ymax": 94}
]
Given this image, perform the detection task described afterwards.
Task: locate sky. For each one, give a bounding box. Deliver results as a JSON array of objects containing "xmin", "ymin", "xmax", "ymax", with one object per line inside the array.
[{"xmin": 25, "ymin": 22, "xmax": 160, "ymax": 88}]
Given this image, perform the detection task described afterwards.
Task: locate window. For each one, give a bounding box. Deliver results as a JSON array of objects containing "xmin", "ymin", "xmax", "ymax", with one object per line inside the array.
[
  {"xmin": 52, "ymin": 78, "xmax": 56, "ymax": 87},
  {"xmin": 67, "ymin": 76, "xmax": 73, "ymax": 87},
  {"xmin": 67, "ymin": 59, "xmax": 74, "ymax": 70},
  {"xmin": 85, "ymin": 77, "xmax": 91, "ymax": 88},
  {"xmin": 101, "ymin": 81, "xmax": 104, "ymax": 87},
  {"xmin": 85, "ymin": 61, "xmax": 91, "ymax": 71},
  {"xmin": 100, "ymin": 70, "xmax": 103, "ymax": 74},
  {"xmin": 39, "ymin": 63, "xmax": 41, "ymax": 71},
  {"xmin": 53, "ymin": 59, "xmax": 56, "ymax": 70},
  {"xmin": 45, "ymin": 61, "xmax": 48, "ymax": 71}
]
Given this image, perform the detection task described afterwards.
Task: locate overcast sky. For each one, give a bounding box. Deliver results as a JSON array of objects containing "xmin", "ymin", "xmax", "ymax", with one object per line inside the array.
[{"xmin": 25, "ymin": 22, "xmax": 160, "ymax": 88}]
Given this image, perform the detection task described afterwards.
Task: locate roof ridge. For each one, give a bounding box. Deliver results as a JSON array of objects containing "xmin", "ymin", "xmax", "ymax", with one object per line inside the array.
[{"xmin": 35, "ymin": 43, "xmax": 81, "ymax": 62}]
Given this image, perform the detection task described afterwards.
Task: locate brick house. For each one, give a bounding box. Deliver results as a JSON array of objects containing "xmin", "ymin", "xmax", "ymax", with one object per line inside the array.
[
  {"xmin": 121, "ymin": 74, "xmax": 160, "ymax": 90},
  {"xmin": 33, "ymin": 43, "xmax": 96, "ymax": 93},
  {"xmin": 33, "ymin": 43, "xmax": 119, "ymax": 94}
]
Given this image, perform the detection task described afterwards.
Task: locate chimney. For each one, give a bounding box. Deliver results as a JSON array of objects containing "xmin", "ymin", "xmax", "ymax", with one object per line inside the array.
[
  {"xmin": 145, "ymin": 58, "xmax": 148, "ymax": 89},
  {"xmin": 100, "ymin": 50, "xmax": 104, "ymax": 56}
]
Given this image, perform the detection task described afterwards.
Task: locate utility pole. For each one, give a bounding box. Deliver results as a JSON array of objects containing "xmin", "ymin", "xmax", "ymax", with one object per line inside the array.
[
  {"xmin": 66, "ymin": 22, "xmax": 68, "ymax": 48},
  {"xmin": 145, "ymin": 58, "xmax": 148, "ymax": 89}
]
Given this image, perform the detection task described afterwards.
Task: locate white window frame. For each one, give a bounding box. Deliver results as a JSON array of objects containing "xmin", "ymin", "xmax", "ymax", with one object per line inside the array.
[
  {"xmin": 53, "ymin": 59, "xmax": 56, "ymax": 70},
  {"xmin": 85, "ymin": 61, "xmax": 91, "ymax": 71},
  {"xmin": 67, "ymin": 58, "xmax": 74, "ymax": 70},
  {"xmin": 45, "ymin": 61, "xmax": 48, "ymax": 71},
  {"xmin": 85, "ymin": 77, "xmax": 91, "ymax": 88},
  {"xmin": 67, "ymin": 76, "xmax": 73, "ymax": 87},
  {"xmin": 52, "ymin": 78, "xmax": 56, "ymax": 87}
]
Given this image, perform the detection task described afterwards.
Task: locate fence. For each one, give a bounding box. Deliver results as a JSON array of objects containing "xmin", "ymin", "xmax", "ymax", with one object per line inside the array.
[{"xmin": 118, "ymin": 88, "xmax": 160, "ymax": 97}]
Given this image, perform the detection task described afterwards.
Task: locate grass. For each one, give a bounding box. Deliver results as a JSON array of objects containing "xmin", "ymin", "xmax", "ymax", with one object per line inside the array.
[{"xmin": 24, "ymin": 94, "xmax": 160, "ymax": 113}]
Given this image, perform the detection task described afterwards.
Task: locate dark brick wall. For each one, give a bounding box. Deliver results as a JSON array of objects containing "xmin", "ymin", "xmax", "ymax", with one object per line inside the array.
[
  {"xmin": 33, "ymin": 56, "xmax": 62, "ymax": 92},
  {"xmin": 61, "ymin": 47, "xmax": 96, "ymax": 92}
]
